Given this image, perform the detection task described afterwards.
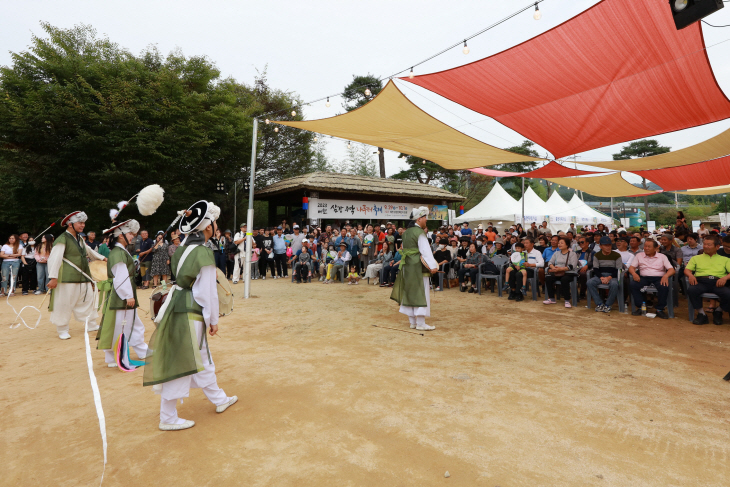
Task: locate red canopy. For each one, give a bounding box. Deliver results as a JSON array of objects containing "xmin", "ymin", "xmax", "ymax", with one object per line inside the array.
[
  {"xmin": 404, "ymin": 0, "xmax": 730, "ymax": 158},
  {"xmin": 633, "ymin": 155, "xmax": 730, "ymax": 191},
  {"xmin": 469, "ymin": 161, "xmax": 601, "ymax": 178}
]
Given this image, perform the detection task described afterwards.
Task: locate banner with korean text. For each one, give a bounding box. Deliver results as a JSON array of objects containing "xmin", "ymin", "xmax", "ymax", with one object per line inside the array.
[{"xmin": 308, "ymin": 199, "xmax": 448, "ymax": 221}]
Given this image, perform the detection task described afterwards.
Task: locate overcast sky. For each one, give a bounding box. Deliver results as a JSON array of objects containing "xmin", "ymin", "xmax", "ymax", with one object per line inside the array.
[{"xmin": 3, "ymin": 0, "xmax": 730, "ymax": 182}]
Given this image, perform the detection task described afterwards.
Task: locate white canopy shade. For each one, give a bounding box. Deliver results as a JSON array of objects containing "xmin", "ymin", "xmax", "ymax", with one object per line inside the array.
[{"xmin": 453, "ymin": 183, "xmax": 521, "ymax": 227}]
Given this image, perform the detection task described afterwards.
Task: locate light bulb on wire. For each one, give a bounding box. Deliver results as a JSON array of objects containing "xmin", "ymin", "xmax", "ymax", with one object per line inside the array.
[
  {"xmin": 364, "ymin": 87, "xmax": 371, "ymax": 97},
  {"xmin": 265, "ymin": 119, "xmax": 270, "ymax": 124},
  {"xmin": 409, "ymin": 67, "xmax": 414, "ymax": 79},
  {"xmin": 291, "ymin": 110, "xmax": 296, "ymax": 117},
  {"xmin": 325, "ymin": 97, "xmax": 330, "ymax": 107},
  {"xmin": 462, "ymin": 40, "xmax": 469, "ymax": 55},
  {"xmin": 274, "ymin": 126, "xmax": 279, "ymax": 133},
  {"xmin": 347, "ymin": 141, "xmax": 351, "ymax": 149},
  {"xmin": 533, "ymin": 3, "xmax": 541, "ymax": 20},
  {"xmin": 314, "ymin": 135, "xmax": 318, "ymax": 142}
]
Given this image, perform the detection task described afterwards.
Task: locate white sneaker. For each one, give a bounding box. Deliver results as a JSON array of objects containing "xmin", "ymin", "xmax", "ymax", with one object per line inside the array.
[
  {"xmin": 354, "ymin": 281, "xmax": 359, "ymax": 285},
  {"xmin": 347, "ymin": 282, "xmax": 353, "ymax": 285},
  {"xmin": 416, "ymin": 323, "xmax": 435, "ymax": 331},
  {"xmin": 107, "ymin": 363, "xmax": 118, "ymax": 368},
  {"xmin": 410, "ymin": 323, "xmax": 417, "ymax": 329},
  {"xmin": 34, "ymin": 290, "xmax": 42, "ymax": 295},
  {"xmin": 232, "ymin": 280, "xmax": 238, "ymax": 284},
  {"xmin": 87, "ymin": 324, "xmax": 99, "ymax": 332},
  {"xmin": 159, "ymin": 419, "xmax": 195, "ymax": 431},
  {"xmin": 216, "ymin": 396, "xmax": 238, "ymax": 413},
  {"xmin": 262, "ymin": 276, "xmax": 266, "ymax": 280},
  {"xmin": 58, "ymin": 332, "xmax": 71, "ymax": 340}
]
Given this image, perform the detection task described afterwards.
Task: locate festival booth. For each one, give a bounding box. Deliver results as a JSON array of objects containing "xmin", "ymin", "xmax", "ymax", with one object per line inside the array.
[
  {"xmin": 567, "ymin": 194, "xmax": 614, "ymax": 228},
  {"xmin": 255, "ymin": 172, "xmax": 465, "ymax": 228},
  {"xmin": 516, "ymin": 187, "xmax": 550, "ymax": 227}
]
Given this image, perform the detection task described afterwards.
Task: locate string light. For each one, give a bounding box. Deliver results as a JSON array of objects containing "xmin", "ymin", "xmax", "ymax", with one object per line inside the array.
[
  {"xmin": 364, "ymin": 87, "xmax": 371, "ymax": 97},
  {"xmin": 325, "ymin": 97, "xmax": 330, "ymax": 108},
  {"xmin": 347, "ymin": 141, "xmax": 351, "ymax": 148},
  {"xmin": 409, "ymin": 67, "xmax": 414, "ymax": 79},
  {"xmin": 314, "ymin": 135, "xmax": 318, "ymax": 142},
  {"xmin": 462, "ymin": 40, "xmax": 469, "ymax": 55},
  {"xmin": 533, "ymin": 3, "xmax": 542, "ymax": 20},
  {"xmin": 274, "ymin": 126, "xmax": 279, "ymax": 133},
  {"xmin": 265, "ymin": 119, "xmax": 270, "ymax": 124},
  {"xmin": 291, "ymin": 110, "xmax": 297, "ymax": 117}
]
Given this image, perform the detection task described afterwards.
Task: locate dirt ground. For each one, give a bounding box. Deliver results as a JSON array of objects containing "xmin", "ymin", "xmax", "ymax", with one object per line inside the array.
[{"xmin": 2, "ymin": 278, "xmax": 730, "ymax": 487}]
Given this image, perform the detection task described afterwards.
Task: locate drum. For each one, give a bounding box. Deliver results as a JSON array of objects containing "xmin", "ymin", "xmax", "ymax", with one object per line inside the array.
[
  {"xmin": 89, "ymin": 260, "xmax": 109, "ymax": 282},
  {"xmin": 216, "ymin": 268, "xmax": 234, "ymax": 317},
  {"xmin": 149, "ymin": 286, "xmax": 169, "ymax": 321}
]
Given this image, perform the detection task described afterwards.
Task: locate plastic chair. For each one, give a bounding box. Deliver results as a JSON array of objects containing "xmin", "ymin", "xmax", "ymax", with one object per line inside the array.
[
  {"xmin": 585, "ymin": 269, "xmax": 625, "ymax": 313},
  {"xmin": 544, "ymin": 271, "xmax": 579, "ymax": 307},
  {"xmin": 477, "ymin": 255, "xmax": 508, "ymax": 297},
  {"xmin": 436, "ymin": 262, "xmax": 451, "ymax": 291},
  {"xmin": 684, "ymin": 274, "xmax": 719, "ymax": 321},
  {"xmin": 629, "ymin": 273, "xmax": 675, "ymax": 318}
]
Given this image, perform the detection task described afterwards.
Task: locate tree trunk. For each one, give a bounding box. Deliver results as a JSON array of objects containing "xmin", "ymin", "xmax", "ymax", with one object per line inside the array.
[
  {"xmin": 378, "ymin": 147, "xmax": 386, "ymax": 178},
  {"xmin": 545, "ymin": 179, "xmax": 551, "ymax": 198},
  {"xmin": 642, "ymin": 177, "xmax": 650, "ymax": 223}
]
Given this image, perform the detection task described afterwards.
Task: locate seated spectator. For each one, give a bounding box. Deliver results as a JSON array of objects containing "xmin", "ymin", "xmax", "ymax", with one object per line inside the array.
[
  {"xmin": 616, "ymin": 238, "xmax": 634, "ymax": 268},
  {"xmin": 292, "ymin": 240, "xmax": 315, "ymax": 283},
  {"xmin": 575, "ymin": 236, "xmax": 594, "ymax": 299},
  {"xmin": 681, "ymin": 233, "xmax": 702, "ymax": 266},
  {"xmin": 346, "ymin": 265, "xmax": 361, "ymax": 285},
  {"xmin": 505, "ymin": 242, "xmax": 527, "ymax": 301},
  {"xmin": 543, "ymin": 237, "xmax": 578, "ymax": 308},
  {"xmin": 587, "ymin": 236, "xmax": 623, "ymax": 313},
  {"xmin": 364, "ymin": 241, "xmax": 392, "ymax": 284},
  {"xmin": 628, "ymin": 239, "xmax": 675, "ymax": 319},
  {"xmin": 628, "ymin": 236, "xmax": 642, "ymax": 256},
  {"xmin": 432, "ymin": 238, "xmax": 451, "ymax": 291},
  {"xmin": 512, "ymin": 237, "xmax": 544, "ymax": 298},
  {"xmin": 380, "ymin": 249, "xmax": 402, "ymax": 287},
  {"xmin": 535, "ymin": 235, "xmax": 549, "ymax": 254},
  {"xmin": 717, "ymin": 235, "xmax": 730, "ymax": 257},
  {"xmin": 458, "ymin": 243, "xmax": 484, "ymax": 293},
  {"xmin": 323, "ymin": 242, "xmax": 349, "ymax": 283},
  {"xmin": 659, "ymin": 233, "xmax": 681, "ymax": 267},
  {"xmin": 685, "ymin": 235, "xmax": 730, "ymax": 325}
]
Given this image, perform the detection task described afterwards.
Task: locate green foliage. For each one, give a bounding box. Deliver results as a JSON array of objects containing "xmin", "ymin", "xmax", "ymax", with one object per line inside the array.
[
  {"xmin": 331, "ymin": 142, "xmax": 378, "ymax": 177},
  {"xmin": 390, "ymin": 155, "xmax": 459, "ymax": 186},
  {"xmin": 0, "ymin": 23, "xmax": 313, "ymax": 232},
  {"xmin": 492, "ymin": 140, "xmax": 540, "ymax": 192},
  {"xmin": 341, "ymin": 74, "xmax": 382, "ymax": 112},
  {"xmin": 612, "ymin": 139, "xmax": 671, "ymax": 220}
]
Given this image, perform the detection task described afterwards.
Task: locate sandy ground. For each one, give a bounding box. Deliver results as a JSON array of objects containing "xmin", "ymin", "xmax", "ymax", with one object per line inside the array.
[{"xmin": 2, "ymin": 278, "xmax": 730, "ymax": 487}]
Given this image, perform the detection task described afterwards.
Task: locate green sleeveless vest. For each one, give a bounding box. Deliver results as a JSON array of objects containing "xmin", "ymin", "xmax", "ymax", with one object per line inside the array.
[
  {"xmin": 143, "ymin": 244, "xmax": 216, "ymax": 387},
  {"xmin": 389, "ymin": 225, "xmax": 429, "ymax": 308},
  {"xmin": 107, "ymin": 245, "xmax": 138, "ymax": 310},
  {"xmin": 55, "ymin": 231, "xmax": 92, "ymax": 283}
]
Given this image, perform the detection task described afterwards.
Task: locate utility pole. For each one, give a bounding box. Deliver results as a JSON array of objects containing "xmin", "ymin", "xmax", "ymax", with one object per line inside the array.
[{"xmin": 243, "ymin": 118, "xmax": 258, "ymax": 299}]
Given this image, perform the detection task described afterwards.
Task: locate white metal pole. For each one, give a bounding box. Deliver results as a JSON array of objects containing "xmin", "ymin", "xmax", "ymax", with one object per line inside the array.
[
  {"xmin": 244, "ymin": 118, "xmax": 258, "ymax": 299},
  {"xmin": 521, "ymin": 177, "xmax": 525, "ymax": 226},
  {"xmin": 675, "ymin": 192, "xmax": 678, "ymax": 209},
  {"xmin": 234, "ymin": 180, "xmax": 237, "ymax": 234},
  {"xmin": 611, "ymin": 197, "xmax": 614, "ymax": 226}
]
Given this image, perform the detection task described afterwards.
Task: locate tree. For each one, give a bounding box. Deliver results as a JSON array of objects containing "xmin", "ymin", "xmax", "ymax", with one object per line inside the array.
[
  {"xmin": 342, "ymin": 74, "xmax": 385, "ymax": 178},
  {"xmin": 613, "ymin": 139, "xmax": 671, "ymax": 222},
  {"xmin": 390, "ymin": 155, "xmax": 459, "ymax": 186},
  {"xmin": 492, "ymin": 140, "xmax": 541, "ymax": 196},
  {"xmin": 0, "ymin": 23, "xmax": 314, "ymax": 232},
  {"xmin": 332, "ymin": 142, "xmax": 378, "ymax": 177}
]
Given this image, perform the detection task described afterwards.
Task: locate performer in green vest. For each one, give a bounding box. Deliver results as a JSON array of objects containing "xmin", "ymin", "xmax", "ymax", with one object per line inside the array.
[
  {"xmin": 96, "ymin": 218, "xmax": 149, "ymax": 369},
  {"xmin": 47, "ymin": 211, "xmax": 107, "ymax": 340},
  {"xmin": 144, "ymin": 200, "xmax": 237, "ymax": 431},
  {"xmin": 390, "ymin": 206, "xmax": 439, "ymax": 331}
]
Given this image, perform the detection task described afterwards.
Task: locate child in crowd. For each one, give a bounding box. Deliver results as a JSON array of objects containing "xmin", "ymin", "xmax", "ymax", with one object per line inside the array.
[
  {"xmin": 250, "ymin": 240, "xmax": 260, "ymax": 279},
  {"xmin": 504, "ymin": 242, "xmax": 528, "ymax": 301},
  {"xmin": 346, "ymin": 265, "xmax": 361, "ymax": 285},
  {"xmin": 323, "ymin": 244, "xmax": 338, "ymax": 283}
]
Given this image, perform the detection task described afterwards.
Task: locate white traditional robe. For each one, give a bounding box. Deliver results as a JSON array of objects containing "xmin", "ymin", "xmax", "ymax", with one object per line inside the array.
[
  {"xmin": 104, "ymin": 244, "xmax": 149, "ymax": 366},
  {"xmin": 47, "ymin": 233, "xmax": 105, "ymax": 334},
  {"xmin": 399, "ymin": 233, "xmax": 438, "ymax": 318},
  {"xmin": 158, "ymin": 264, "xmax": 231, "ymax": 424}
]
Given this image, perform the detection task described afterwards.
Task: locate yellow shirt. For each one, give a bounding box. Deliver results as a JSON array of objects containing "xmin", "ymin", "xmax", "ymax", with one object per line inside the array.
[{"xmin": 686, "ymin": 253, "xmax": 730, "ymax": 278}]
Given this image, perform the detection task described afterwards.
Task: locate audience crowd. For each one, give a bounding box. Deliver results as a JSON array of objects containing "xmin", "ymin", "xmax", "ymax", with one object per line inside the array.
[{"xmin": 4, "ymin": 210, "xmax": 730, "ymax": 325}]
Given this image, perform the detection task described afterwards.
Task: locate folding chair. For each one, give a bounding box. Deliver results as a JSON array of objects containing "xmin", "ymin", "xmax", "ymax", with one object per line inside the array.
[
  {"xmin": 436, "ymin": 262, "xmax": 450, "ymax": 291},
  {"xmin": 585, "ymin": 269, "xmax": 625, "ymax": 313},
  {"xmin": 477, "ymin": 255, "xmax": 508, "ymax": 297},
  {"xmin": 684, "ymin": 275, "xmax": 719, "ymax": 321}
]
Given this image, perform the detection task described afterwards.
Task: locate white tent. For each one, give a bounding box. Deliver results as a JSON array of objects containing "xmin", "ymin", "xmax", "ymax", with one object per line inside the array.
[
  {"xmin": 567, "ymin": 194, "xmax": 614, "ymax": 227},
  {"xmin": 453, "ymin": 183, "xmax": 521, "ymax": 227},
  {"xmin": 517, "ymin": 187, "xmax": 550, "ymax": 225},
  {"xmin": 545, "ymin": 191, "xmax": 574, "ymax": 233}
]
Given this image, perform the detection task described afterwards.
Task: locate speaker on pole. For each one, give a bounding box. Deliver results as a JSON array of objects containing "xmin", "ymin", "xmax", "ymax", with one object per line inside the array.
[{"xmin": 669, "ymin": 0, "xmax": 724, "ymax": 30}]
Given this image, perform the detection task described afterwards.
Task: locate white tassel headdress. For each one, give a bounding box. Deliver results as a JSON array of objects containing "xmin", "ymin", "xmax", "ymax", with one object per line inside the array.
[{"xmin": 136, "ymin": 184, "xmax": 165, "ymax": 216}]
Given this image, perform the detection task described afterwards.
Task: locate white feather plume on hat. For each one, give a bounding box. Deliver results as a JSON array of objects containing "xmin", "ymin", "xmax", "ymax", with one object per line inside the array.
[
  {"xmin": 136, "ymin": 184, "xmax": 165, "ymax": 216},
  {"xmin": 207, "ymin": 202, "xmax": 220, "ymax": 222},
  {"xmin": 109, "ymin": 209, "xmax": 119, "ymax": 220}
]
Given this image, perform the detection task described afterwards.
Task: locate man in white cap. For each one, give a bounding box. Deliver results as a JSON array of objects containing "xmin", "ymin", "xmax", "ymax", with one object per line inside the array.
[
  {"xmin": 144, "ymin": 200, "xmax": 237, "ymax": 431},
  {"xmin": 390, "ymin": 206, "xmax": 439, "ymax": 331},
  {"xmin": 47, "ymin": 211, "xmax": 107, "ymax": 340},
  {"xmin": 96, "ymin": 218, "xmax": 149, "ymax": 369}
]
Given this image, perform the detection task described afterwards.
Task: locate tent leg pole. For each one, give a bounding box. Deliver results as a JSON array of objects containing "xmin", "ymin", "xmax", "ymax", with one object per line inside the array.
[
  {"xmin": 611, "ymin": 196, "xmax": 614, "ymax": 230},
  {"xmin": 244, "ymin": 118, "xmax": 258, "ymax": 300},
  {"xmin": 521, "ymin": 178, "xmax": 525, "ymax": 226}
]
